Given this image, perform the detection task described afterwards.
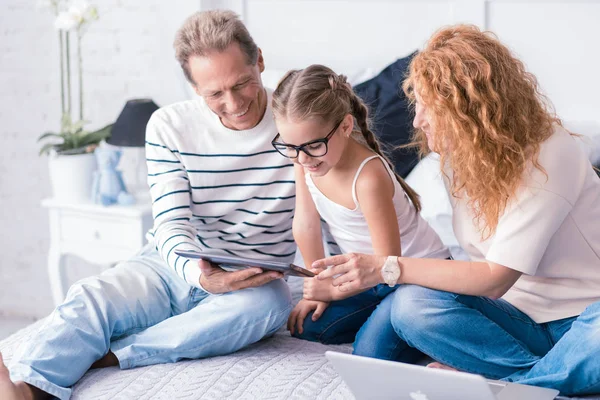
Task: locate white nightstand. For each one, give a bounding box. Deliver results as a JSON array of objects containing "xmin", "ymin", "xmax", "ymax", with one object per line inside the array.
[{"xmin": 42, "ymin": 198, "xmax": 154, "ymax": 306}]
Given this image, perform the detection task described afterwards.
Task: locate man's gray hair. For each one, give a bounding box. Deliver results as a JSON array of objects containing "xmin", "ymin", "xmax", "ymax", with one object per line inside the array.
[{"xmin": 174, "ymin": 10, "xmax": 259, "ymax": 84}]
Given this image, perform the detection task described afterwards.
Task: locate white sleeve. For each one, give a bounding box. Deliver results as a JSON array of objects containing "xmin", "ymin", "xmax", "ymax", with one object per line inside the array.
[
  {"xmin": 486, "ymin": 188, "xmax": 573, "ymax": 275},
  {"xmin": 145, "ymin": 113, "xmax": 205, "ymax": 289}
]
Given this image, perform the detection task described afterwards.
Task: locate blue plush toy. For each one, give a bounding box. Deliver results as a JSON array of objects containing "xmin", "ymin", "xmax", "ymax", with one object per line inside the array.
[{"xmin": 92, "ymin": 147, "xmax": 135, "ymax": 206}]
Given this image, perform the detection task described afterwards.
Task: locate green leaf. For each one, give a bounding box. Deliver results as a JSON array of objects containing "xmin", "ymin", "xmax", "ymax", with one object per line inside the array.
[
  {"xmin": 39, "ymin": 143, "xmax": 59, "ymax": 156},
  {"xmin": 62, "ymin": 134, "xmax": 77, "ymax": 149},
  {"xmin": 71, "ymin": 120, "xmax": 87, "ymax": 133},
  {"xmin": 61, "ymin": 113, "xmax": 72, "ymax": 131},
  {"xmin": 41, "ymin": 118, "xmax": 111, "ymax": 156},
  {"xmin": 90, "ymin": 123, "xmax": 113, "ymax": 137},
  {"xmin": 37, "ymin": 131, "xmax": 63, "ymax": 142},
  {"xmin": 71, "ymin": 135, "xmax": 82, "ymax": 149},
  {"xmin": 79, "ymin": 124, "xmax": 113, "ymax": 147}
]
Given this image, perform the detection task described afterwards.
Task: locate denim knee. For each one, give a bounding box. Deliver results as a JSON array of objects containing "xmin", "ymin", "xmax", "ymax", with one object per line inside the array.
[
  {"xmin": 243, "ymin": 279, "xmax": 292, "ymax": 330},
  {"xmin": 291, "ymin": 316, "xmax": 329, "ymax": 343},
  {"xmin": 59, "ymin": 276, "xmax": 111, "ymax": 317},
  {"xmin": 391, "ymin": 285, "xmax": 456, "ymax": 338},
  {"xmin": 255, "ymin": 279, "xmax": 292, "ymax": 312},
  {"xmin": 291, "ymin": 324, "xmax": 316, "ymax": 342},
  {"xmin": 292, "ymin": 318, "xmax": 352, "ymax": 344},
  {"xmin": 291, "ymin": 304, "xmax": 370, "ymax": 345}
]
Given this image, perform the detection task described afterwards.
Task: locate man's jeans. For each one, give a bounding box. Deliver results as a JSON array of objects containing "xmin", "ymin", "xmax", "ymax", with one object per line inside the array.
[
  {"xmin": 8, "ymin": 243, "xmax": 293, "ymax": 400},
  {"xmin": 390, "ymin": 285, "xmax": 600, "ymax": 396},
  {"xmin": 293, "ymin": 284, "xmax": 423, "ymax": 363}
]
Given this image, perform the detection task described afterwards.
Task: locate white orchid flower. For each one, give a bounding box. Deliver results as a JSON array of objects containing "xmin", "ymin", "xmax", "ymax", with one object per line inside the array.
[
  {"xmin": 69, "ymin": 0, "xmax": 98, "ymax": 23},
  {"xmin": 82, "ymin": 4, "xmax": 98, "ymax": 21},
  {"xmin": 54, "ymin": 10, "xmax": 80, "ymax": 31}
]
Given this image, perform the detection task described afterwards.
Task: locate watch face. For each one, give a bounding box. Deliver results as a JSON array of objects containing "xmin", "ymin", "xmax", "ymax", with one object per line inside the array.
[
  {"xmin": 382, "ymin": 259, "xmax": 400, "ymax": 285},
  {"xmin": 383, "ymin": 264, "xmax": 398, "ymax": 275},
  {"xmin": 384, "ymin": 269, "xmax": 399, "ymax": 279}
]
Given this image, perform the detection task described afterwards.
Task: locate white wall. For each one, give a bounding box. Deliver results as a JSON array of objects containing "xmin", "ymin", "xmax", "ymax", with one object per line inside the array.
[
  {"xmin": 1, "ymin": 0, "xmax": 599, "ymax": 318},
  {"xmin": 0, "ymin": 0, "xmax": 198, "ymax": 318},
  {"xmin": 229, "ymin": 0, "xmax": 600, "ymax": 125},
  {"xmin": 488, "ymin": 1, "xmax": 600, "ymax": 123}
]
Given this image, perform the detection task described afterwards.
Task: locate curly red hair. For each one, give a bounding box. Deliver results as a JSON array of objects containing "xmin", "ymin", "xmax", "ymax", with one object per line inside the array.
[{"xmin": 403, "ymin": 25, "xmax": 561, "ymax": 238}]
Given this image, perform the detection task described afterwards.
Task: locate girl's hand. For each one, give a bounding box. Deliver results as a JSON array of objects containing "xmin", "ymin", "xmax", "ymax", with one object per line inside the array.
[
  {"xmin": 303, "ymin": 274, "xmax": 339, "ymax": 302},
  {"xmin": 313, "ymin": 253, "xmax": 387, "ymax": 292},
  {"xmin": 287, "ymin": 299, "xmax": 329, "ymax": 335}
]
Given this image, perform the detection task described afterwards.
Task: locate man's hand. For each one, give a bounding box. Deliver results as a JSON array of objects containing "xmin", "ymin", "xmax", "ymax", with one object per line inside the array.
[
  {"xmin": 198, "ymin": 260, "xmax": 283, "ymax": 294},
  {"xmin": 287, "ymin": 299, "xmax": 329, "ymax": 335}
]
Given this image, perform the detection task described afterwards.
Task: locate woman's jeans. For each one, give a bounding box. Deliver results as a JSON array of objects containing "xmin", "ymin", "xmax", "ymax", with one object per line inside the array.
[
  {"xmin": 8, "ymin": 243, "xmax": 292, "ymax": 400},
  {"xmin": 390, "ymin": 285, "xmax": 600, "ymax": 396},
  {"xmin": 293, "ymin": 284, "xmax": 423, "ymax": 363}
]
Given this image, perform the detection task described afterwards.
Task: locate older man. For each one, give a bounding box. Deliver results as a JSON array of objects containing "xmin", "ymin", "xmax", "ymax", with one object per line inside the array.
[{"xmin": 1, "ymin": 10, "xmax": 296, "ymax": 400}]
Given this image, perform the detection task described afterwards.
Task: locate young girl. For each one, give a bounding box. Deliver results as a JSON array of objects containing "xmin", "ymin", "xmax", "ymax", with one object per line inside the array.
[
  {"xmin": 271, "ymin": 65, "xmax": 450, "ymax": 360},
  {"xmin": 314, "ymin": 25, "xmax": 600, "ymax": 396}
]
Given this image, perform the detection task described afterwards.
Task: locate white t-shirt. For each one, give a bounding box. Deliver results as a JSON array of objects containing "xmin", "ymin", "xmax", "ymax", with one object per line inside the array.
[
  {"xmin": 307, "ymin": 155, "xmax": 450, "ymax": 260},
  {"xmin": 449, "ymin": 125, "xmax": 600, "ymax": 323}
]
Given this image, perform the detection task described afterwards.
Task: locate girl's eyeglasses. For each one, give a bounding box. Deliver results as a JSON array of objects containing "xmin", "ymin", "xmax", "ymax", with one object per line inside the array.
[{"xmin": 271, "ymin": 119, "xmax": 343, "ymax": 159}]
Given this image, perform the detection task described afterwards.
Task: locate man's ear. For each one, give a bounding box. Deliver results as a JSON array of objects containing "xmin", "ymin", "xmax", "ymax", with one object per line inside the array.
[{"xmin": 257, "ymin": 48, "xmax": 265, "ymax": 73}]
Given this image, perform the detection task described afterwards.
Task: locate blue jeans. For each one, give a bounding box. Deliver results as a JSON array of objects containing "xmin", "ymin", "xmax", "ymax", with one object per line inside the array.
[
  {"xmin": 293, "ymin": 284, "xmax": 423, "ymax": 363},
  {"xmin": 390, "ymin": 285, "xmax": 600, "ymax": 396},
  {"xmin": 8, "ymin": 243, "xmax": 292, "ymax": 400}
]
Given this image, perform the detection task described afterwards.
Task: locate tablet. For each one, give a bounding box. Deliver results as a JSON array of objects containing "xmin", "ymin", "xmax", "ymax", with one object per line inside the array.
[{"xmin": 174, "ymin": 250, "xmax": 315, "ymax": 278}]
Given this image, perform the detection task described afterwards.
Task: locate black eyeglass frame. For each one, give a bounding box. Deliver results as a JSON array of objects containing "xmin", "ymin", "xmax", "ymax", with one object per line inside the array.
[{"xmin": 271, "ymin": 119, "xmax": 344, "ymax": 159}]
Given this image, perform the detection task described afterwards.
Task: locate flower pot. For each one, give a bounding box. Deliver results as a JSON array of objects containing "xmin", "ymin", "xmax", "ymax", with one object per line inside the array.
[{"xmin": 48, "ymin": 152, "xmax": 97, "ymax": 203}]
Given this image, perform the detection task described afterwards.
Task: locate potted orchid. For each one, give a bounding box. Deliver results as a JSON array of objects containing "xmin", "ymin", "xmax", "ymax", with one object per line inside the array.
[{"xmin": 37, "ymin": 0, "xmax": 111, "ymax": 202}]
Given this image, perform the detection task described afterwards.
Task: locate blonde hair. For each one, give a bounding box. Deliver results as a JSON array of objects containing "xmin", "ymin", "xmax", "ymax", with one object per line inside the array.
[
  {"xmin": 174, "ymin": 10, "xmax": 258, "ymax": 84},
  {"xmin": 273, "ymin": 64, "xmax": 421, "ymax": 212},
  {"xmin": 403, "ymin": 24, "xmax": 560, "ymax": 238}
]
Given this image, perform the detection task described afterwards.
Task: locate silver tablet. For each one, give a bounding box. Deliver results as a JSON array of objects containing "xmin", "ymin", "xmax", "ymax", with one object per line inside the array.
[{"xmin": 174, "ymin": 250, "xmax": 315, "ymax": 278}]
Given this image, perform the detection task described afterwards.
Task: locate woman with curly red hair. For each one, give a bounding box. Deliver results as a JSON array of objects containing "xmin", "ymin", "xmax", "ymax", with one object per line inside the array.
[{"xmin": 314, "ymin": 25, "xmax": 600, "ymax": 396}]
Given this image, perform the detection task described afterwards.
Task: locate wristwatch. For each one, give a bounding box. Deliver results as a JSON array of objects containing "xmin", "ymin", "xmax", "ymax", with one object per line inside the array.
[{"xmin": 381, "ymin": 256, "xmax": 401, "ymax": 287}]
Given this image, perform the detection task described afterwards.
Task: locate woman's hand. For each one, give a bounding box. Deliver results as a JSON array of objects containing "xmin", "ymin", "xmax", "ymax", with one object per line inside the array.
[
  {"xmin": 287, "ymin": 299, "xmax": 329, "ymax": 335},
  {"xmin": 313, "ymin": 253, "xmax": 387, "ymax": 292}
]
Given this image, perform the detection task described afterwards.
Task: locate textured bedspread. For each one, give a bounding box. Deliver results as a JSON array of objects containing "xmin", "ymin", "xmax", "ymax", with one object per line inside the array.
[
  {"xmin": 1, "ymin": 277, "xmax": 597, "ymax": 399},
  {"xmin": 0, "ymin": 317, "xmax": 353, "ymax": 399}
]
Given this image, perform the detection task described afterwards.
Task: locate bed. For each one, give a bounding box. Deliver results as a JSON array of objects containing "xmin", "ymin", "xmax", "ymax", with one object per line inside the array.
[
  {"xmin": 1, "ymin": 277, "xmax": 599, "ymax": 400},
  {"xmin": 3, "ymin": 1, "xmax": 600, "ymax": 399}
]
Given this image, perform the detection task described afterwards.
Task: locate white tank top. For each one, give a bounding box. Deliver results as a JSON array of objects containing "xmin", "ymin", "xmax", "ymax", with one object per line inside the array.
[{"xmin": 306, "ymin": 155, "xmax": 450, "ymax": 259}]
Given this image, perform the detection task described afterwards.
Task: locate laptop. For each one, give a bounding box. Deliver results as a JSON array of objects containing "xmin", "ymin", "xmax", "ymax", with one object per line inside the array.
[{"xmin": 326, "ymin": 351, "xmax": 559, "ymax": 400}]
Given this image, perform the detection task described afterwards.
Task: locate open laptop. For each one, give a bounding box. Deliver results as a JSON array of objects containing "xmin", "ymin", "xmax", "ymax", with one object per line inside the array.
[{"xmin": 326, "ymin": 351, "xmax": 559, "ymax": 400}]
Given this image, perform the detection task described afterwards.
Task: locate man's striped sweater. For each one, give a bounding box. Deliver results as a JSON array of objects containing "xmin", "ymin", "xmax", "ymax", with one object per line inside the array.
[{"xmin": 145, "ymin": 90, "xmax": 296, "ymax": 288}]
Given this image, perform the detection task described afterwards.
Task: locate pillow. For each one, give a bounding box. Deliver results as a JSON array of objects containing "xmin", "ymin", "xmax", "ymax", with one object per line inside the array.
[
  {"xmin": 563, "ymin": 121, "xmax": 600, "ymax": 166},
  {"xmin": 405, "ymin": 154, "xmax": 470, "ymax": 261},
  {"xmin": 354, "ymin": 52, "xmax": 419, "ymax": 178},
  {"xmin": 562, "ymin": 121, "xmax": 600, "ymax": 178}
]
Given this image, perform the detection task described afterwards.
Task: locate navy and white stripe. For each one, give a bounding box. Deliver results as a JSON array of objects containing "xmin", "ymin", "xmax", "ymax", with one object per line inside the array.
[{"xmin": 145, "ymin": 91, "xmax": 296, "ymax": 288}]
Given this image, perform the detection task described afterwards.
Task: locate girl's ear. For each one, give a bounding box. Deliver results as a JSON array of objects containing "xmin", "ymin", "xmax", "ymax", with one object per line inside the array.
[{"xmin": 342, "ymin": 113, "xmax": 354, "ymax": 138}]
